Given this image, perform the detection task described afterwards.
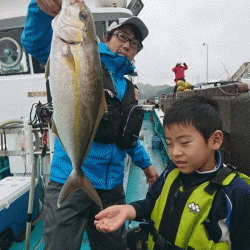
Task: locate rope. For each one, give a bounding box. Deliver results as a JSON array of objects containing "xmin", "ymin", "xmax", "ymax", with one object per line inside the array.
[{"xmin": 217, "ymin": 86, "xmax": 242, "ymax": 96}]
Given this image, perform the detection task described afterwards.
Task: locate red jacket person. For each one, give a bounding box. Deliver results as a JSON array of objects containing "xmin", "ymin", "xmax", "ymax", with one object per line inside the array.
[{"xmin": 172, "ymin": 62, "xmax": 188, "ymax": 84}]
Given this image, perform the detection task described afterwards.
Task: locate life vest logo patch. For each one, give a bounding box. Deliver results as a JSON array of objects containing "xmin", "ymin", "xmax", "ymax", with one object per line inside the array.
[{"xmin": 188, "ymin": 202, "xmax": 200, "ymax": 214}]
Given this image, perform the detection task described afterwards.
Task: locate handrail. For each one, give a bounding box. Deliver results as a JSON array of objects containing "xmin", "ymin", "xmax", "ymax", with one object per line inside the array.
[{"xmin": 229, "ymin": 62, "xmax": 250, "ymax": 82}]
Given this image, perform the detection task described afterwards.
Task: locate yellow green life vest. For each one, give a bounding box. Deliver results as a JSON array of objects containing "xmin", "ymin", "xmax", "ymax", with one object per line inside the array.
[{"xmin": 147, "ymin": 167, "xmax": 243, "ymax": 250}]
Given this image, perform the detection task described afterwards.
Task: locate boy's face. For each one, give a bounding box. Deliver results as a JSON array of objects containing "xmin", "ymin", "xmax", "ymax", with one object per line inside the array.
[{"xmin": 164, "ymin": 124, "xmax": 223, "ymax": 174}]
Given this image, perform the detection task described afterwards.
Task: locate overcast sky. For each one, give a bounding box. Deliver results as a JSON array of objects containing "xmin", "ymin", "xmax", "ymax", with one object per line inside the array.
[
  {"xmin": 1, "ymin": 0, "xmax": 250, "ymax": 86},
  {"xmin": 135, "ymin": 0, "xmax": 250, "ymax": 86}
]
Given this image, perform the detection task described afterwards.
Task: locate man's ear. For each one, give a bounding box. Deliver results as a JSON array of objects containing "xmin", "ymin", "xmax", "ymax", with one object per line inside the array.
[
  {"xmin": 104, "ymin": 35, "xmax": 108, "ymax": 43},
  {"xmin": 210, "ymin": 130, "xmax": 223, "ymax": 150}
]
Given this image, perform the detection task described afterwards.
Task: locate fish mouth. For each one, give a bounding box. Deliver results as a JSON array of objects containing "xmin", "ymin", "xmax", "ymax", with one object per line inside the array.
[
  {"xmin": 54, "ymin": 16, "xmax": 87, "ymax": 44},
  {"xmin": 59, "ymin": 22, "xmax": 85, "ymax": 29},
  {"xmin": 59, "ymin": 37, "xmax": 82, "ymax": 45},
  {"xmin": 57, "ymin": 26, "xmax": 85, "ymax": 44}
]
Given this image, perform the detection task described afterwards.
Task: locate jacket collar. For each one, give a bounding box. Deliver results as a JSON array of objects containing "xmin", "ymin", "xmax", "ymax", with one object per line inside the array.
[{"xmin": 98, "ymin": 42, "xmax": 135, "ymax": 79}]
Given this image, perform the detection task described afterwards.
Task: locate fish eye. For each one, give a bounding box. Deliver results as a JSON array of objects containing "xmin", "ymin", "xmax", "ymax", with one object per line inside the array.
[{"xmin": 79, "ymin": 11, "xmax": 86, "ymax": 21}]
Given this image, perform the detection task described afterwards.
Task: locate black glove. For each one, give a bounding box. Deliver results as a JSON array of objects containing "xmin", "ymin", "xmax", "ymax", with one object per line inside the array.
[{"xmin": 183, "ymin": 63, "xmax": 186, "ymax": 66}]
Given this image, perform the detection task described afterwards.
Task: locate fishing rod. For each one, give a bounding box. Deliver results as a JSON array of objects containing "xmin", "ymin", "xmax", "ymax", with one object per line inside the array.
[{"xmin": 25, "ymin": 100, "xmax": 53, "ymax": 250}]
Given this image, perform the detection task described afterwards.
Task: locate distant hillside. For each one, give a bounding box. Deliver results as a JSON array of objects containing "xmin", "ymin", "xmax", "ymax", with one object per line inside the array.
[{"xmin": 136, "ymin": 82, "xmax": 174, "ymax": 100}]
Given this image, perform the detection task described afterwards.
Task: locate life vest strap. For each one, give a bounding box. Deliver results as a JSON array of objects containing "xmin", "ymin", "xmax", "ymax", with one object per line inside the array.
[
  {"xmin": 204, "ymin": 167, "xmax": 234, "ymax": 195},
  {"xmin": 152, "ymin": 229, "xmax": 184, "ymax": 250},
  {"xmin": 153, "ymin": 230, "xmax": 195, "ymax": 250}
]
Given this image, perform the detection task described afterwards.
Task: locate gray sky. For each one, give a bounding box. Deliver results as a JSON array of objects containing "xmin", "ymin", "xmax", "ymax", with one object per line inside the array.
[
  {"xmin": 2, "ymin": 0, "xmax": 250, "ymax": 86},
  {"xmin": 135, "ymin": 0, "xmax": 250, "ymax": 86}
]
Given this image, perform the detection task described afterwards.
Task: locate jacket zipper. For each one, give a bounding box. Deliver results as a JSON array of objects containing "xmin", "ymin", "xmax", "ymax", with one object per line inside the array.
[
  {"xmin": 108, "ymin": 70, "xmax": 120, "ymax": 99},
  {"xmin": 122, "ymin": 105, "xmax": 141, "ymax": 136},
  {"xmin": 104, "ymin": 89, "xmax": 119, "ymax": 100},
  {"xmin": 105, "ymin": 143, "xmax": 113, "ymax": 189},
  {"xmin": 103, "ymin": 70, "xmax": 121, "ymax": 114},
  {"xmin": 103, "ymin": 89, "xmax": 120, "ymax": 117}
]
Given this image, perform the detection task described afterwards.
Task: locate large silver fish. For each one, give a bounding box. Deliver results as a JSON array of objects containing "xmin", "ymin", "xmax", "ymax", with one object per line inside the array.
[{"xmin": 46, "ymin": 0, "xmax": 106, "ymax": 208}]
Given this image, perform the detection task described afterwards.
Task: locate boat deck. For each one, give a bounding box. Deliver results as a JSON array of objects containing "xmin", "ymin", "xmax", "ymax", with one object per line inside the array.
[{"xmin": 9, "ymin": 110, "xmax": 168, "ymax": 250}]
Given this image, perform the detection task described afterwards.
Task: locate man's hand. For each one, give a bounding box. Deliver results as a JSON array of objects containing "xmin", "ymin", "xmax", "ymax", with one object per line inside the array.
[
  {"xmin": 143, "ymin": 165, "xmax": 159, "ymax": 187},
  {"xmin": 36, "ymin": 0, "xmax": 62, "ymax": 17},
  {"xmin": 94, "ymin": 205, "xmax": 136, "ymax": 233},
  {"xmin": 134, "ymin": 88, "xmax": 139, "ymax": 101},
  {"xmin": 183, "ymin": 63, "xmax": 186, "ymax": 66}
]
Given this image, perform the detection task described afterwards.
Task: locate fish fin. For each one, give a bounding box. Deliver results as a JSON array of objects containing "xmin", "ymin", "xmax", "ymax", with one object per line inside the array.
[
  {"xmin": 63, "ymin": 46, "xmax": 75, "ymax": 71},
  {"xmin": 52, "ymin": 121, "xmax": 59, "ymax": 138},
  {"xmin": 45, "ymin": 57, "xmax": 50, "ymax": 80},
  {"xmin": 100, "ymin": 89, "xmax": 107, "ymax": 113},
  {"xmin": 52, "ymin": 121, "xmax": 66, "ymax": 150},
  {"xmin": 57, "ymin": 169, "xmax": 103, "ymax": 209},
  {"xmin": 96, "ymin": 36, "xmax": 100, "ymax": 43},
  {"xmin": 62, "ymin": 44, "xmax": 70, "ymax": 57}
]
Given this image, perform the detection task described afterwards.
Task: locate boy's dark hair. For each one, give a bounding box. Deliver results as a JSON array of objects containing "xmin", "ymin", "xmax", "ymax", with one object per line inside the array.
[{"xmin": 163, "ymin": 96, "xmax": 223, "ymax": 142}]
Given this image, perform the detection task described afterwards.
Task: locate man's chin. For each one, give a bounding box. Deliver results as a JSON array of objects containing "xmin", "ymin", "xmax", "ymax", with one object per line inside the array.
[{"xmin": 118, "ymin": 53, "xmax": 126, "ymax": 57}]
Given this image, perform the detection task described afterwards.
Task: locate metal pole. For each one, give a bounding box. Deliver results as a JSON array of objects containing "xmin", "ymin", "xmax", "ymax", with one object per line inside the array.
[
  {"xmin": 203, "ymin": 43, "xmax": 208, "ymax": 83},
  {"xmin": 23, "ymin": 118, "xmax": 36, "ymax": 250},
  {"xmin": 207, "ymin": 44, "xmax": 208, "ymax": 83}
]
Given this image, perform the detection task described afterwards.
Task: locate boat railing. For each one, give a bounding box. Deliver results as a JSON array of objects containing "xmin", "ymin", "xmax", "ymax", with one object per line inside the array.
[
  {"xmin": 0, "ymin": 118, "xmax": 53, "ymax": 180},
  {"xmin": 228, "ymin": 62, "xmax": 250, "ymax": 82}
]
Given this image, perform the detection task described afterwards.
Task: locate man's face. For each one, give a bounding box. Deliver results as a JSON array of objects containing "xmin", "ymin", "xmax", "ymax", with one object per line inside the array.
[
  {"xmin": 104, "ymin": 25, "xmax": 139, "ymax": 61},
  {"xmin": 164, "ymin": 124, "xmax": 217, "ymax": 174}
]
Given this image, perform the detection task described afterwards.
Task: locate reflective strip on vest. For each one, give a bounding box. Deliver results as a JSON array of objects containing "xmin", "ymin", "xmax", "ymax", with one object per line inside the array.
[{"xmin": 148, "ymin": 168, "xmax": 235, "ymax": 250}]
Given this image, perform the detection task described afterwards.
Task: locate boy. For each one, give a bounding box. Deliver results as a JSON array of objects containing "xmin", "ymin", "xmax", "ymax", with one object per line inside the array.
[{"xmin": 95, "ymin": 96, "xmax": 250, "ymax": 249}]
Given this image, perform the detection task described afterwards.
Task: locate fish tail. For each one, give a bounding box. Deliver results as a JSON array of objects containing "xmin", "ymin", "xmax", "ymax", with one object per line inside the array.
[{"xmin": 57, "ymin": 169, "xmax": 103, "ymax": 209}]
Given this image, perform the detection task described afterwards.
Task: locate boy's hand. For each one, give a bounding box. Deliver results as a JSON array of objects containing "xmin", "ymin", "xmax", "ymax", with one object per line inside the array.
[
  {"xmin": 143, "ymin": 165, "xmax": 159, "ymax": 187},
  {"xmin": 94, "ymin": 205, "xmax": 136, "ymax": 233},
  {"xmin": 36, "ymin": 0, "xmax": 62, "ymax": 17}
]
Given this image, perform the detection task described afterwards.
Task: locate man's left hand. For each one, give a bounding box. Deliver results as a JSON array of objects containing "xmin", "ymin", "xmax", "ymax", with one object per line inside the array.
[
  {"xmin": 143, "ymin": 165, "xmax": 159, "ymax": 187},
  {"xmin": 134, "ymin": 88, "xmax": 139, "ymax": 101}
]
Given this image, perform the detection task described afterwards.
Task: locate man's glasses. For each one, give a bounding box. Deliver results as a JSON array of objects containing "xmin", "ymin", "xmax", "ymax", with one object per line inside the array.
[{"xmin": 113, "ymin": 32, "xmax": 142, "ymax": 50}]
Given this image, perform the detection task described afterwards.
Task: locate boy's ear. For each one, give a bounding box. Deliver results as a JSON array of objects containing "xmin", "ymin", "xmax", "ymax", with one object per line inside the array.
[{"xmin": 210, "ymin": 130, "xmax": 223, "ymax": 150}]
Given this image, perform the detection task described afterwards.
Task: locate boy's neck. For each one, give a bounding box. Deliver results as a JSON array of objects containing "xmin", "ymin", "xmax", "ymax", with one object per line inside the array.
[{"xmin": 198, "ymin": 152, "xmax": 218, "ymax": 173}]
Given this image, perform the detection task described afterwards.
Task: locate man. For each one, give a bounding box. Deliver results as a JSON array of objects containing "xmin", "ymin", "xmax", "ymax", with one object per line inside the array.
[
  {"xmin": 21, "ymin": 0, "xmax": 159, "ymax": 249},
  {"xmin": 172, "ymin": 62, "xmax": 188, "ymax": 97}
]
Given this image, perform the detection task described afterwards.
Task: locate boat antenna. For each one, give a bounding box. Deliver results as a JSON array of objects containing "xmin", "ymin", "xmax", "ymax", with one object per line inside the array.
[{"xmin": 221, "ymin": 62, "xmax": 231, "ymax": 79}]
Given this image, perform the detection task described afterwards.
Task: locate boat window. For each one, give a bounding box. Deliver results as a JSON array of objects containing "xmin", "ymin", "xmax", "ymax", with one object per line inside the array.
[
  {"xmin": 95, "ymin": 21, "xmax": 106, "ymax": 42},
  {"xmin": 0, "ymin": 28, "xmax": 30, "ymax": 76}
]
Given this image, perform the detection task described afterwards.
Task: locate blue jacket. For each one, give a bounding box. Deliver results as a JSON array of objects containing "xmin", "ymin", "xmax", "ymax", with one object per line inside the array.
[
  {"xmin": 131, "ymin": 151, "xmax": 250, "ymax": 249},
  {"xmin": 21, "ymin": 0, "xmax": 152, "ymax": 190}
]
